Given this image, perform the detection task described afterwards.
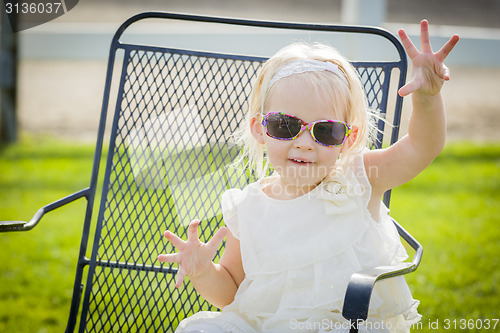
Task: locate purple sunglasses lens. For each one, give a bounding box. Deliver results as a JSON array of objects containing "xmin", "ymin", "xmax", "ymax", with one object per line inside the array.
[{"xmin": 264, "ymin": 113, "xmax": 347, "ymax": 146}]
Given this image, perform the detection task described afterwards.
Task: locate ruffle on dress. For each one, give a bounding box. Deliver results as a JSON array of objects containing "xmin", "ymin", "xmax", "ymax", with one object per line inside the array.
[{"xmin": 176, "ymin": 150, "xmax": 421, "ymax": 333}]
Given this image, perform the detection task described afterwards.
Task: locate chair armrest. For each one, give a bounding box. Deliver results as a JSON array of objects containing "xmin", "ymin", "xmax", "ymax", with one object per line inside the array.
[
  {"xmin": 342, "ymin": 218, "xmax": 423, "ymax": 326},
  {"xmin": 0, "ymin": 188, "xmax": 90, "ymax": 232},
  {"xmin": 342, "ymin": 262, "xmax": 415, "ymax": 324}
]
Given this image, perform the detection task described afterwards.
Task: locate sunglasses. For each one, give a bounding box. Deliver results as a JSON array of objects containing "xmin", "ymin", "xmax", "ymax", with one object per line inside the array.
[{"xmin": 261, "ymin": 112, "xmax": 351, "ymax": 147}]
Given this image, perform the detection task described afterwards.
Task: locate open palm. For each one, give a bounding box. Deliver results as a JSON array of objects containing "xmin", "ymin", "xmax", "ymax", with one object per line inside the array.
[
  {"xmin": 158, "ymin": 220, "xmax": 228, "ymax": 288},
  {"xmin": 398, "ymin": 20, "xmax": 460, "ymax": 97}
]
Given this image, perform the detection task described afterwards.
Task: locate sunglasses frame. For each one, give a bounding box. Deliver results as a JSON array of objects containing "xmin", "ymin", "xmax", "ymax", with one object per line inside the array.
[{"xmin": 261, "ymin": 112, "xmax": 352, "ymax": 147}]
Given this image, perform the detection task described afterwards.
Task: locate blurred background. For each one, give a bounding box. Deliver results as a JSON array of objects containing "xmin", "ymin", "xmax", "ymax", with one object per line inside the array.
[
  {"xmin": 1, "ymin": 0, "xmax": 500, "ymax": 142},
  {"xmin": 0, "ymin": 1, "xmax": 499, "ymax": 332}
]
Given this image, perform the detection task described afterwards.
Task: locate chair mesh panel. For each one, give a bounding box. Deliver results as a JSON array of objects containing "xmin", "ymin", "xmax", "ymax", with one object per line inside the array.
[{"xmin": 81, "ymin": 46, "xmax": 392, "ymax": 332}]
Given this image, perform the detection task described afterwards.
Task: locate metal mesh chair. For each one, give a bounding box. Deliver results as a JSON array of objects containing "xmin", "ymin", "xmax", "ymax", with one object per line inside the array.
[{"xmin": 0, "ymin": 12, "xmax": 422, "ymax": 333}]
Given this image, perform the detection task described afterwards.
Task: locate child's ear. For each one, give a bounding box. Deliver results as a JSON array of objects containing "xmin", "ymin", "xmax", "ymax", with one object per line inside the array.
[
  {"xmin": 341, "ymin": 125, "xmax": 358, "ymax": 152},
  {"xmin": 250, "ymin": 115, "xmax": 266, "ymax": 144}
]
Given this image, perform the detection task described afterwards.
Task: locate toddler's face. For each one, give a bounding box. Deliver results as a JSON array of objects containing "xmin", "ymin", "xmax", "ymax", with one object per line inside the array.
[{"xmin": 260, "ymin": 77, "xmax": 347, "ymax": 197}]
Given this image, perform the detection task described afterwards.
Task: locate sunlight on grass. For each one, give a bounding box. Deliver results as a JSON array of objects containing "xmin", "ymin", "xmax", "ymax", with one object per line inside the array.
[
  {"xmin": 1, "ymin": 138, "xmax": 499, "ymax": 332},
  {"xmin": 0, "ymin": 137, "xmax": 95, "ymax": 332},
  {"xmin": 390, "ymin": 142, "xmax": 500, "ymax": 329}
]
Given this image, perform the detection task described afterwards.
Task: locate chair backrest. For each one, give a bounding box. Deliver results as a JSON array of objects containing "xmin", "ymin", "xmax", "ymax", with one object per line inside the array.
[{"xmin": 69, "ymin": 12, "xmax": 407, "ymax": 332}]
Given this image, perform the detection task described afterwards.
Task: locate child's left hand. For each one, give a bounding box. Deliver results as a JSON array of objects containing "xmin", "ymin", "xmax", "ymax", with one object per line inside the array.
[{"xmin": 398, "ymin": 20, "xmax": 459, "ymax": 97}]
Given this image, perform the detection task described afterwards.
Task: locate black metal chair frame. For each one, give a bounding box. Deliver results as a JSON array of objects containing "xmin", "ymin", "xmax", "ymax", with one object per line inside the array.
[{"xmin": 1, "ymin": 12, "xmax": 422, "ymax": 333}]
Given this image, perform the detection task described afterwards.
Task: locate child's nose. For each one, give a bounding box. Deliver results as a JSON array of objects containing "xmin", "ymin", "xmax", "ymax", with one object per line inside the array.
[{"xmin": 293, "ymin": 128, "xmax": 315, "ymax": 150}]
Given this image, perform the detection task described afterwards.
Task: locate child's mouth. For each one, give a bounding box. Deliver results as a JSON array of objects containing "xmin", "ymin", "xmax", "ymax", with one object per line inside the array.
[{"xmin": 290, "ymin": 158, "xmax": 311, "ymax": 164}]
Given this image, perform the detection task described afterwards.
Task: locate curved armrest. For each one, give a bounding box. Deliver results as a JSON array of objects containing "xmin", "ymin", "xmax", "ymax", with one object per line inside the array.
[
  {"xmin": 342, "ymin": 219, "xmax": 423, "ymax": 327},
  {"xmin": 0, "ymin": 188, "xmax": 90, "ymax": 232},
  {"xmin": 342, "ymin": 262, "xmax": 415, "ymax": 323}
]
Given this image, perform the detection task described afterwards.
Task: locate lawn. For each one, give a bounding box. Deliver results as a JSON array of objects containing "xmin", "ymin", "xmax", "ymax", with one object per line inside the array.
[
  {"xmin": 390, "ymin": 142, "xmax": 500, "ymax": 330},
  {"xmin": 0, "ymin": 138, "xmax": 499, "ymax": 332}
]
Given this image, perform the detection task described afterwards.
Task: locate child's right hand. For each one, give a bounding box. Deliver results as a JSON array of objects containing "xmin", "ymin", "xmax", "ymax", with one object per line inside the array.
[{"xmin": 158, "ymin": 219, "xmax": 228, "ymax": 288}]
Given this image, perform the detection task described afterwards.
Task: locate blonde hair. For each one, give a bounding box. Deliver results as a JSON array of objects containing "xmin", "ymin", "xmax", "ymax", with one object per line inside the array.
[{"xmin": 237, "ymin": 42, "xmax": 378, "ymax": 178}]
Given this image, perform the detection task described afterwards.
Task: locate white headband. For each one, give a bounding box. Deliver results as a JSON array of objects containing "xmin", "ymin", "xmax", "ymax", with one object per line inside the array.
[{"xmin": 269, "ymin": 59, "xmax": 349, "ymax": 87}]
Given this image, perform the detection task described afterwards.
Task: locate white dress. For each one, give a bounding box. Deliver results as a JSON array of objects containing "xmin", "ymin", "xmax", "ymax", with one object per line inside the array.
[{"xmin": 176, "ymin": 152, "xmax": 421, "ymax": 333}]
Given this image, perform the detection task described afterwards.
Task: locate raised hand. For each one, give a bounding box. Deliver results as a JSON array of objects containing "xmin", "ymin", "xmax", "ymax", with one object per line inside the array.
[
  {"xmin": 398, "ymin": 19, "xmax": 460, "ymax": 97},
  {"xmin": 158, "ymin": 219, "xmax": 228, "ymax": 288}
]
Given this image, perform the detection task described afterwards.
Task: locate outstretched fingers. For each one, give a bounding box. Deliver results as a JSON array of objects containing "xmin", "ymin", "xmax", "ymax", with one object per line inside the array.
[
  {"xmin": 399, "ymin": 20, "xmax": 434, "ymax": 58},
  {"xmin": 187, "ymin": 219, "xmax": 201, "ymax": 241},
  {"xmin": 436, "ymin": 34, "xmax": 460, "ymax": 62},
  {"xmin": 157, "ymin": 253, "xmax": 180, "ymax": 263},
  {"xmin": 158, "ymin": 251, "xmax": 186, "ymax": 287},
  {"xmin": 207, "ymin": 226, "xmax": 228, "ymax": 252},
  {"xmin": 175, "ymin": 267, "xmax": 187, "ymax": 288},
  {"xmin": 398, "ymin": 28, "xmax": 419, "ymax": 59},
  {"xmin": 158, "ymin": 230, "xmax": 185, "ymax": 264},
  {"xmin": 398, "ymin": 19, "xmax": 460, "ymax": 96},
  {"xmin": 163, "ymin": 230, "xmax": 185, "ymax": 250},
  {"xmin": 398, "ymin": 79, "xmax": 420, "ymax": 97},
  {"xmin": 419, "ymin": 19, "xmax": 433, "ymax": 53},
  {"xmin": 157, "ymin": 221, "xmax": 229, "ymax": 288}
]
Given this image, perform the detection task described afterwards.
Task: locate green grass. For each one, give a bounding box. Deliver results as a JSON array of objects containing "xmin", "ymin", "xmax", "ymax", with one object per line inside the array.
[
  {"xmin": 1, "ymin": 138, "xmax": 499, "ymax": 332},
  {"xmin": 390, "ymin": 142, "xmax": 500, "ymax": 330},
  {"xmin": 0, "ymin": 137, "xmax": 95, "ymax": 332}
]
